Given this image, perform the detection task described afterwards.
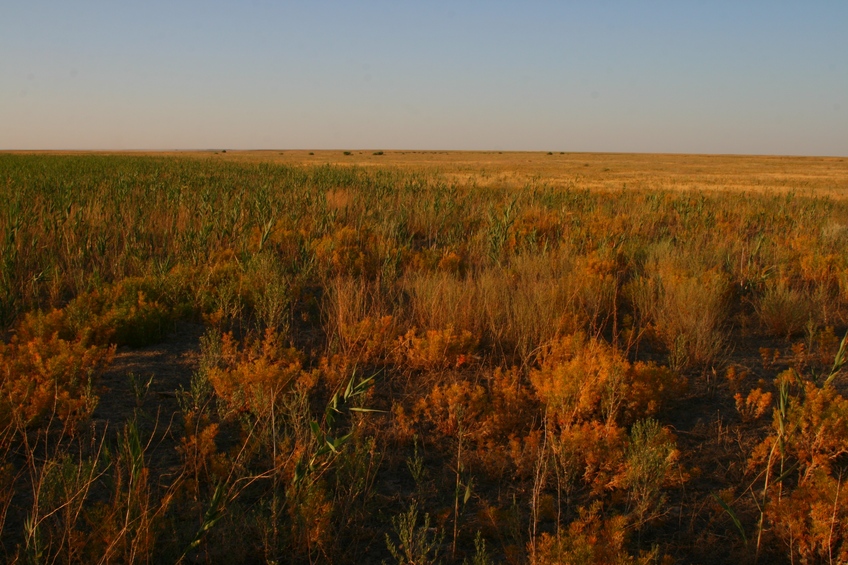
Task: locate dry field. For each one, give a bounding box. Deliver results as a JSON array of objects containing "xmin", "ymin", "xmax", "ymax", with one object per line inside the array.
[
  {"xmin": 1, "ymin": 151, "xmax": 848, "ymax": 564},
  {"xmin": 15, "ymin": 149, "xmax": 848, "ymax": 196}
]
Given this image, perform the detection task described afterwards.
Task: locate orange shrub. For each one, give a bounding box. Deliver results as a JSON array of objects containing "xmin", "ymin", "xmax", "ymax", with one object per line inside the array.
[
  {"xmin": 782, "ymin": 382, "xmax": 848, "ymax": 479},
  {"xmin": 532, "ymin": 333, "xmax": 626, "ymax": 427},
  {"xmin": 14, "ymin": 276, "xmax": 174, "ymax": 348},
  {"xmin": 840, "ymin": 267, "xmax": 848, "ymax": 303},
  {"xmin": 483, "ymin": 366, "xmax": 537, "ymax": 438},
  {"xmin": 399, "ymin": 326, "xmax": 478, "ymax": 371},
  {"xmin": 90, "ymin": 289, "xmax": 171, "ymax": 347},
  {"xmin": 813, "ymin": 326, "xmax": 841, "ymax": 366},
  {"xmin": 768, "ymin": 469, "xmax": 848, "ymax": 563},
  {"xmin": 509, "ymin": 206, "xmax": 562, "ymax": 253},
  {"xmin": 412, "ymin": 367, "xmax": 539, "ymax": 478},
  {"xmin": 337, "ymin": 314, "xmax": 398, "ymax": 366},
  {"xmin": 509, "ymin": 429, "xmax": 545, "ymax": 479},
  {"xmin": 0, "ymin": 331, "xmax": 113, "ymax": 430},
  {"xmin": 14, "ymin": 308, "xmax": 73, "ymax": 342},
  {"xmin": 57, "ymin": 277, "xmax": 175, "ymax": 346},
  {"xmin": 748, "ymin": 372, "xmax": 848, "ymax": 563},
  {"xmin": 569, "ymin": 252, "xmax": 620, "ymax": 335},
  {"xmin": 437, "ymin": 250, "xmax": 465, "ymax": 274},
  {"xmin": 735, "ymin": 388, "xmax": 773, "ymax": 422},
  {"xmin": 532, "ymin": 502, "xmax": 648, "ymax": 565},
  {"xmin": 414, "ymin": 377, "xmax": 487, "ymax": 437},
  {"xmin": 531, "ymin": 333, "xmax": 680, "ymax": 428},
  {"xmin": 553, "ymin": 421, "xmax": 628, "ymax": 496},
  {"xmin": 313, "ymin": 226, "xmax": 378, "ymax": 277},
  {"xmin": 799, "ymin": 251, "xmax": 839, "ymax": 287},
  {"xmin": 206, "ymin": 329, "xmax": 314, "ymax": 416},
  {"xmin": 178, "ymin": 412, "xmax": 229, "ymax": 489},
  {"xmin": 625, "ymin": 362, "xmax": 684, "ymax": 421}
]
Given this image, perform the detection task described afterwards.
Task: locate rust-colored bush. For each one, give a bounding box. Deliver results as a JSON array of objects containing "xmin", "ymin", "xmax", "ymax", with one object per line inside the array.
[
  {"xmin": 531, "ymin": 333, "xmax": 680, "ymax": 428},
  {"xmin": 399, "ymin": 326, "xmax": 478, "ymax": 372},
  {"xmin": 0, "ymin": 330, "xmax": 113, "ymax": 431},
  {"xmin": 206, "ymin": 329, "xmax": 313, "ymax": 416},
  {"xmin": 531, "ymin": 502, "xmax": 649, "ymax": 565}
]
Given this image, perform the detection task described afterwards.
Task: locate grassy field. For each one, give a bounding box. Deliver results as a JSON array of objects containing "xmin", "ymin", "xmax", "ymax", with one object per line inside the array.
[
  {"xmin": 15, "ymin": 149, "xmax": 848, "ymax": 196},
  {"xmin": 1, "ymin": 151, "xmax": 848, "ymax": 564}
]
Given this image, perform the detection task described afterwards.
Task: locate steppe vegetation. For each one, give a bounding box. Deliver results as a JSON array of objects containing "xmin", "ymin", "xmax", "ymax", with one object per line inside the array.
[{"xmin": 1, "ymin": 151, "xmax": 848, "ymax": 563}]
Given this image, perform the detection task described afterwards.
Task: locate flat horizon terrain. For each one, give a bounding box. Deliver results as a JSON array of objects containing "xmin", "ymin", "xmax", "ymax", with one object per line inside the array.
[
  {"xmin": 3, "ymin": 151, "xmax": 848, "ymax": 564},
  {"xmin": 7, "ymin": 149, "xmax": 848, "ymax": 197}
]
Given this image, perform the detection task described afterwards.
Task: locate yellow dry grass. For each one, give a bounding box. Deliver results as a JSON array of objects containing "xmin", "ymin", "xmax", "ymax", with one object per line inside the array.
[
  {"xmin": 233, "ymin": 151, "xmax": 848, "ymax": 197},
  {"xmin": 8, "ymin": 150, "xmax": 848, "ymax": 197}
]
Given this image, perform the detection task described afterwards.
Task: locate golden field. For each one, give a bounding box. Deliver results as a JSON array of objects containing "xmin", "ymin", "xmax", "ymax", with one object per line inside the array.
[
  {"xmin": 14, "ymin": 149, "xmax": 848, "ymax": 196},
  {"xmin": 1, "ymin": 151, "xmax": 847, "ymax": 564}
]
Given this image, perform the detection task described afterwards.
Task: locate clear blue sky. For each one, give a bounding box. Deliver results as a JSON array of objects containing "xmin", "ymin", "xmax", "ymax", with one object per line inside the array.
[{"xmin": 2, "ymin": 1, "xmax": 846, "ymax": 155}]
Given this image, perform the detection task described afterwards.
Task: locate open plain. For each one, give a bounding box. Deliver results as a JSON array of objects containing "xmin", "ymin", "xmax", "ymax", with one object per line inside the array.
[{"xmin": 1, "ymin": 151, "xmax": 848, "ymax": 564}]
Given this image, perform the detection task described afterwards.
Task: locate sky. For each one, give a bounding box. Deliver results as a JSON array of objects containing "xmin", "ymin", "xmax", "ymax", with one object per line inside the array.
[{"xmin": 2, "ymin": 1, "xmax": 847, "ymax": 155}]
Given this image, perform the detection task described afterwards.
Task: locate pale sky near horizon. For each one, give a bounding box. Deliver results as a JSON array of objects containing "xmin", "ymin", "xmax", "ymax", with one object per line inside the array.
[{"xmin": 2, "ymin": 2, "xmax": 846, "ymax": 155}]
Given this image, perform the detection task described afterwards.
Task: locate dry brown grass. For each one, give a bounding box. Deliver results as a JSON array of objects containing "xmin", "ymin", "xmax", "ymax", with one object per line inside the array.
[
  {"xmin": 9, "ymin": 150, "xmax": 848, "ymax": 197},
  {"xmin": 4, "ymin": 151, "xmax": 848, "ymax": 564}
]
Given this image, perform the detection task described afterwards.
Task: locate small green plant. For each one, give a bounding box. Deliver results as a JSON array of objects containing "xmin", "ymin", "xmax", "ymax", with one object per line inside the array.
[
  {"xmin": 177, "ymin": 483, "xmax": 226, "ymax": 563},
  {"xmin": 385, "ymin": 502, "xmax": 444, "ymax": 565},
  {"xmin": 711, "ymin": 492, "xmax": 748, "ymax": 547},
  {"xmin": 625, "ymin": 418, "xmax": 677, "ymax": 527},
  {"xmin": 407, "ymin": 434, "xmax": 427, "ymax": 492},
  {"xmin": 128, "ymin": 372, "xmax": 155, "ymax": 408},
  {"xmin": 463, "ymin": 531, "xmax": 493, "ymax": 565}
]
